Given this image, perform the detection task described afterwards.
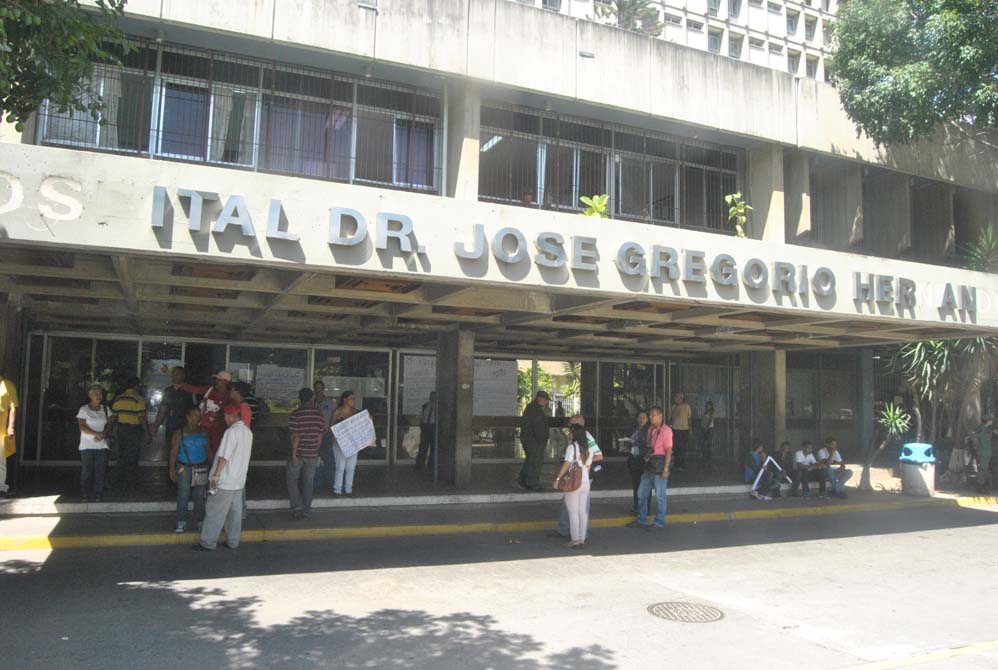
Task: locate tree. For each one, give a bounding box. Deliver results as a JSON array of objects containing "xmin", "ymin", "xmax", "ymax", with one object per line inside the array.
[
  {"xmin": 580, "ymin": 194, "xmax": 609, "ymax": 218},
  {"xmin": 0, "ymin": 0, "xmax": 128, "ymax": 131},
  {"xmin": 594, "ymin": 0, "xmax": 663, "ymax": 37},
  {"xmin": 827, "ymin": 0, "xmax": 998, "ymax": 149}
]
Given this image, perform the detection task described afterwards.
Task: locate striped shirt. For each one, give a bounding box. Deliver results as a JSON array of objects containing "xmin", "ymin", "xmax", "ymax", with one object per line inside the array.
[
  {"xmin": 288, "ymin": 407, "xmax": 325, "ymax": 458},
  {"xmin": 111, "ymin": 390, "xmax": 146, "ymax": 426}
]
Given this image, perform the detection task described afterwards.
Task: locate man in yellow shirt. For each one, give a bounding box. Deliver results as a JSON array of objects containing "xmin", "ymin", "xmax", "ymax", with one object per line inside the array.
[
  {"xmin": 110, "ymin": 376, "xmax": 150, "ymax": 490},
  {"xmin": 669, "ymin": 392, "xmax": 692, "ymax": 472},
  {"xmin": 0, "ymin": 376, "xmax": 18, "ymax": 498}
]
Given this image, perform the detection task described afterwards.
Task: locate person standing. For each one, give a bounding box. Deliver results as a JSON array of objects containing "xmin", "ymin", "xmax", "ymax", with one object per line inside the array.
[
  {"xmin": 626, "ymin": 411, "xmax": 650, "ymax": 513},
  {"xmin": 699, "ymin": 400, "xmax": 716, "ymax": 464},
  {"xmin": 415, "ymin": 391, "xmax": 437, "ymax": 471},
  {"xmin": 331, "ymin": 390, "xmax": 360, "ymax": 497},
  {"xmin": 151, "ymin": 366, "xmax": 197, "ymax": 447},
  {"xmin": 817, "ymin": 437, "xmax": 852, "ymax": 499},
  {"xmin": 110, "ymin": 376, "xmax": 150, "ymax": 491},
  {"xmin": 628, "ymin": 406, "xmax": 672, "ymax": 530},
  {"xmin": 196, "ymin": 405, "xmax": 253, "ymax": 551},
  {"xmin": 669, "ymin": 392, "xmax": 691, "ymax": 472},
  {"xmin": 287, "ymin": 388, "xmax": 325, "ymax": 519},
  {"xmin": 228, "ymin": 382, "xmax": 253, "ymax": 428},
  {"xmin": 199, "ymin": 371, "xmax": 232, "ymax": 457},
  {"xmin": 970, "ymin": 416, "xmax": 994, "ymax": 493},
  {"xmin": 555, "ymin": 415, "xmax": 603, "ymax": 538},
  {"xmin": 77, "ymin": 384, "xmax": 112, "ymax": 502},
  {"xmin": 169, "ymin": 406, "xmax": 209, "ymax": 533},
  {"xmin": 553, "ymin": 424, "xmax": 595, "ymax": 549},
  {"xmin": 312, "ymin": 380, "xmax": 336, "ymax": 492},
  {"xmin": 0, "ymin": 376, "xmax": 17, "ymax": 498},
  {"xmin": 518, "ymin": 390, "xmax": 551, "ymax": 491}
]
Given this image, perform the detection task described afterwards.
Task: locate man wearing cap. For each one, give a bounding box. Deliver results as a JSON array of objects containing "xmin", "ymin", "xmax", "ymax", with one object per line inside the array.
[
  {"xmin": 199, "ymin": 371, "xmax": 232, "ymax": 457},
  {"xmin": 519, "ymin": 390, "xmax": 552, "ymax": 490},
  {"xmin": 197, "ymin": 404, "xmax": 253, "ymax": 551},
  {"xmin": 110, "ymin": 376, "xmax": 151, "ymax": 490}
]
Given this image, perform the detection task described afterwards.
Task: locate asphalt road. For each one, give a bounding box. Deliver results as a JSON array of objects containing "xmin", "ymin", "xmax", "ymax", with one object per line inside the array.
[{"xmin": 3, "ymin": 503, "xmax": 998, "ymax": 670}]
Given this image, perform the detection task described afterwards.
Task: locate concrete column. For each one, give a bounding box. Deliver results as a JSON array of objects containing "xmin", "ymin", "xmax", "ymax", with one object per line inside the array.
[
  {"xmin": 746, "ymin": 144, "xmax": 785, "ymax": 243},
  {"xmin": 739, "ymin": 351, "xmax": 786, "ymax": 451},
  {"xmin": 863, "ymin": 172, "xmax": 912, "ymax": 258},
  {"xmin": 435, "ymin": 329, "xmax": 475, "ymax": 487},
  {"xmin": 858, "ymin": 349, "xmax": 874, "ymax": 453},
  {"xmin": 445, "ymin": 81, "xmax": 481, "ymax": 201},
  {"xmin": 911, "ymin": 183, "xmax": 955, "ymax": 263},
  {"xmin": 784, "ymin": 150, "xmax": 812, "ymax": 242},
  {"xmin": 0, "ymin": 293, "xmax": 24, "ymax": 384},
  {"xmin": 812, "ymin": 162, "xmax": 864, "ymax": 249}
]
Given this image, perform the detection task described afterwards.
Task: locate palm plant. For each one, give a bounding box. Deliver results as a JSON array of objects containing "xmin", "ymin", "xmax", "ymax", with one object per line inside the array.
[{"xmin": 859, "ymin": 403, "xmax": 911, "ymax": 491}]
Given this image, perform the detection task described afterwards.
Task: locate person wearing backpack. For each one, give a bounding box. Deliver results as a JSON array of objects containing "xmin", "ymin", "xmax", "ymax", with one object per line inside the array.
[{"xmin": 553, "ymin": 424, "xmax": 594, "ymax": 549}]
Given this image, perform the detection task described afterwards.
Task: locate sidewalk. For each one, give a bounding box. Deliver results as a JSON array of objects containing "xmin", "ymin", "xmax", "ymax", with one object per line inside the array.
[{"xmin": 4, "ymin": 489, "xmax": 989, "ymax": 552}]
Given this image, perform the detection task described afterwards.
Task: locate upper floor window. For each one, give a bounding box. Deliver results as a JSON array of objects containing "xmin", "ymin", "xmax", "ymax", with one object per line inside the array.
[
  {"xmin": 823, "ymin": 20, "xmax": 834, "ymax": 46},
  {"xmin": 786, "ymin": 11, "xmax": 799, "ymax": 34},
  {"xmin": 788, "ymin": 52, "xmax": 801, "ymax": 73},
  {"xmin": 708, "ymin": 30, "xmax": 723, "ymax": 54},
  {"xmin": 688, "ymin": 19, "xmax": 704, "ymax": 32},
  {"xmin": 708, "ymin": 0, "xmax": 721, "ymax": 16},
  {"xmin": 767, "ymin": 2, "xmax": 782, "ymax": 13},
  {"xmin": 749, "ymin": 0, "xmax": 763, "ymax": 7},
  {"xmin": 729, "ymin": 34, "xmax": 744, "ymax": 58},
  {"xmin": 728, "ymin": 0, "xmax": 742, "ymax": 17},
  {"xmin": 478, "ymin": 104, "xmax": 741, "ymax": 233},
  {"xmin": 542, "ymin": 0, "xmax": 562, "ymax": 10},
  {"xmin": 805, "ymin": 17, "xmax": 817, "ymax": 40},
  {"xmin": 749, "ymin": 37, "xmax": 766, "ymax": 49},
  {"xmin": 36, "ymin": 41, "xmax": 443, "ymax": 194},
  {"xmin": 806, "ymin": 57, "xmax": 818, "ymax": 78},
  {"xmin": 664, "ymin": 13, "xmax": 683, "ymax": 25}
]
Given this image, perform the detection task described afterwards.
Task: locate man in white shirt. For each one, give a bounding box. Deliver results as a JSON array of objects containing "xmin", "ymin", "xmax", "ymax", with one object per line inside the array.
[
  {"xmin": 197, "ymin": 405, "xmax": 253, "ymax": 551},
  {"xmin": 792, "ymin": 440, "xmax": 826, "ymax": 498},
  {"xmin": 817, "ymin": 437, "xmax": 853, "ymax": 499},
  {"xmin": 556, "ymin": 414, "xmax": 603, "ymax": 538}
]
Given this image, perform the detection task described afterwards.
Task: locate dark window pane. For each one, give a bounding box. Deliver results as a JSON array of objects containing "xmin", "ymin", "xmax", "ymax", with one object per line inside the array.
[
  {"xmin": 683, "ymin": 165, "xmax": 705, "ymax": 228},
  {"xmin": 577, "ymin": 149, "xmax": 607, "ymax": 206},
  {"xmin": 160, "ymin": 83, "xmax": 207, "ymax": 158},
  {"xmin": 355, "ymin": 109, "xmax": 395, "ymax": 183},
  {"xmin": 652, "ymin": 161, "xmax": 677, "ymax": 223},
  {"xmin": 616, "ymin": 158, "xmax": 648, "ymax": 218},
  {"xmin": 394, "ymin": 119, "xmax": 436, "ymax": 188},
  {"xmin": 542, "ymin": 144, "xmax": 574, "ymax": 208},
  {"xmin": 160, "ymin": 51, "xmax": 210, "ymax": 79}
]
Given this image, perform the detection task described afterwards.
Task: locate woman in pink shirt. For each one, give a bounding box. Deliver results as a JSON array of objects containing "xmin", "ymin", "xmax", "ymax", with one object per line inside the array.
[{"xmin": 628, "ymin": 405, "xmax": 672, "ymax": 530}]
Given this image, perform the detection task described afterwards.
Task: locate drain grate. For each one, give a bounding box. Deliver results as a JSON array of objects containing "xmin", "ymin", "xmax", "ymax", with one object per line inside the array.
[{"xmin": 647, "ymin": 602, "xmax": 724, "ymax": 623}]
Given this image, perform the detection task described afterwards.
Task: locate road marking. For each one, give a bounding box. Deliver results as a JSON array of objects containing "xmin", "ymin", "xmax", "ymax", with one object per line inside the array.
[
  {"xmin": 849, "ymin": 640, "xmax": 998, "ymax": 669},
  {"xmin": 0, "ymin": 497, "xmax": 955, "ymax": 552}
]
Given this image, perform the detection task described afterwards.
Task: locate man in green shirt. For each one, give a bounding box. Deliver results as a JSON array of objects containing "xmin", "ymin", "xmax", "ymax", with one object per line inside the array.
[{"xmin": 971, "ymin": 416, "xmax": 994, "ymax": 493}]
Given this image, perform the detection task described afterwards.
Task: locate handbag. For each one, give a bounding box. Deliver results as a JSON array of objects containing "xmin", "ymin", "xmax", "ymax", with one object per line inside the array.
[
  {"xmin": 644, "ymin": 426, "xmax": 666, "ymax": 474},
  {"xmin": 180, "ymin": 431, "xmax": 210, "ymax": 488},
  {"xmin": 557, "ymin": 444, "xmax": 584, "ymax": 493}
]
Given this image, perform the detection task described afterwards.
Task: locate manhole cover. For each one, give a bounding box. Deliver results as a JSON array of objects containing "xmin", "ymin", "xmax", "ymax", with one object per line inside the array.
[{"xmin": 647, "ymin": 602, "xmax": 724, "ymax": 623}]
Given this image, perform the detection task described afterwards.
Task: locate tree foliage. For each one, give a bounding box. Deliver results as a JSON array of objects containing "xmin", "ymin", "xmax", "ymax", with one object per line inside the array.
[
  {"xmin": 0, "ymin": 0, "xmax": 128, "ymax": 131},
  {"xmin": 594, "ymin": 0, "xmax": 663, "ymax": 37},
  {"xmin": 827, "ymin": 0, "xmax": 998, "ymax": 147},
  {"xmin": 580, "ymin": 194, "xmax": 609, "ymax": 218}
]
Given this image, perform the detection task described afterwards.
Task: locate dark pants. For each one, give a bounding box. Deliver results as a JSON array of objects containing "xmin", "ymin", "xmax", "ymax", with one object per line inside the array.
[
  {"xmin": 80, "ymin": 449, "xmax": 108, "ymax": 499},
  {"xmin": 113, "ymin": 424, "xmax": 144, "ymax": 489},
  {"xmin": 519, "ymin": 440, "xmax": 547, "ymax": 488},
  {"xmin": 415, "ymin": 423, "xmax": 436, "ymax": 470},
  {"xmin": 700, "ymin": 428, "xmax": 714, "ymax": 462},
  {"xmin": 287, "ymin": 457, "xmax": 319, "ymax": 514},
  {"xmin": 673, "ymin": 430, "xmax": 690, "ymax": 469},
  {"xmin": 627, "ymin": 456, "xmax": 645, "ymax": 510},
  {"xmin": 798, "ymin": 469, "xmax": 826, "ymax": 495},
  {"xmin": 314, "ymin": 433, "xmax": 335, "ymax": 492}
]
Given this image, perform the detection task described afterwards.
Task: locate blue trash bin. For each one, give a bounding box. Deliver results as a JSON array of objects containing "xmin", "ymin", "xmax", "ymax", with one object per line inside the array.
[{"xmin": 900, "ymin": 443, "xmax": 935, "ymax": 497}]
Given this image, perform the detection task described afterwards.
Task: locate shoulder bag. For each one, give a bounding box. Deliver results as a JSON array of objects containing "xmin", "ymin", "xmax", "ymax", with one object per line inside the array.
[
  {"xmin": 644, "ymin": 427, "xmax": 667, "ymax": 475},
  {"xmin": 180, "ymin": 430, "xmax": 210, "ymax": 488},
  {"xmin": 557, "ymin": 444, "xmax": 584, "ymax": 493}
]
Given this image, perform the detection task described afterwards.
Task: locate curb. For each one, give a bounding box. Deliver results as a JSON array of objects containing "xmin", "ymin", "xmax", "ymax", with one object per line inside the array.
[
  {"xmin": 0, "ymin": 484, "xmax": 752, "ymax": 517},
  {"xmin": 0, "ymin": 496, "xmax": 964, "ymax": 553}
]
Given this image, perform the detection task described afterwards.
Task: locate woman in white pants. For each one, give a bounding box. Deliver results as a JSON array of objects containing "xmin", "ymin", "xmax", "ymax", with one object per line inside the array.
[
  {"xmin": 330, "ymin": 390, "xmax": 359, "ymax": 497},
  {"xmin": 553, "ymin": 425, "xmax": 593, "ymax": 549}
]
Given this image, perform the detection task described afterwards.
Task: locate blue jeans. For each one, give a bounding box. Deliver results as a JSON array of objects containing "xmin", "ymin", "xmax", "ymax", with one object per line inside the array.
[
  {"xmin": 80, "ymin": 449, "xmax": 108, "ymax": 499},
  {"xmin": 637, "ymin": 472, "xmax": 668, "ymax": 527},
  {"xmin": 826, "ymin": 467, "xmax": 854, "ymax": 495},
  {"xmin": 557, "ymin": 492, "xmax": 591, "ymax": 537},
  {"xmin": 176, "ymin": 463, "xmax": 206, "ymax": 526}
]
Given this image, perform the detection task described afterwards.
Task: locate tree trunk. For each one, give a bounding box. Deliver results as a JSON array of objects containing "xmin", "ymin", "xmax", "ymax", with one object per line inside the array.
[
  {"xmin": 929, "ymin": 401, "xmax": 940, "ymax": 448},
  {"xmin": 859, "ymin": 437, "xmax": 887, "ymax": 492},
  {"xmin": 912, "ymin": 404, "xmax": 923, "ymax": 442}
]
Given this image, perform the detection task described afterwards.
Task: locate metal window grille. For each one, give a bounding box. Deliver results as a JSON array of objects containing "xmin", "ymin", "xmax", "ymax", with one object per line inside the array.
[
  {"xmin": 35, "ymin": 38, "xmax": 442, "ymax": 195},
  {"xmin": 478, "ymin": 104, "xmax": 741, "ymax": 234}
]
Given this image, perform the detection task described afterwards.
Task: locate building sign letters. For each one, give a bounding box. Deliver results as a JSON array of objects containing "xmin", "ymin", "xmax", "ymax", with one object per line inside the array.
[{"xmin": 147, "ymin": 186, "xmax": 979, "ymax": 319}]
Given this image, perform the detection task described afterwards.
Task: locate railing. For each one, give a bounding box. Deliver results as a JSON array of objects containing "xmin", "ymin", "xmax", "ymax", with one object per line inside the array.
[{"xmin": 35, "ymin": 40, "xmax": 443, "ymax": 196}]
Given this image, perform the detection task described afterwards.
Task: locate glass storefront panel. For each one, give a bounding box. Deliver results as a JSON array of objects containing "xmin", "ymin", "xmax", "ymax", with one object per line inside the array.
[
  {"xmin": 184, "ymin": 342, "xmax": 227, "ymax": 387},
  {"xmin": 819, "ymin": 354, "xmax": 858, "ymax": 453},
  {"xmin": 229, "ymin": 346, "xmax": 307, "ymax": 460},
  {"xmin": 672, "ymin": 360, "xmax": 736, "ymax": 460},
  {"xmin": 599, "ymin": 362, "xmax": 658, "ymax": 457},
  {"xmin": 786, "ymin": 368, "xmax": 817, "ymax": 448},
  {"xmin": 473, "ymin": 358, "xmax": 530, "ymax": 460},
  {"xmin": 314, "ymin": 349, "xmax": 390, "ymax": 461},
  {"xmin": 397, "ymin": 353, "xmax": 436, "ymax": 462},
  {"xmin": 42, "ymin": 336, "xmax": 93, "ymax": 460},
  {"xmin": 21, "ymin": 334, "xmax": 44, "ymax": 462},
  {"xmin": 141, "ymin": 341, "xmax": 183, "ymax": 462},
  {"xmin": 95, "ymin": 339, "xmax": 138, "ymax": 398}
]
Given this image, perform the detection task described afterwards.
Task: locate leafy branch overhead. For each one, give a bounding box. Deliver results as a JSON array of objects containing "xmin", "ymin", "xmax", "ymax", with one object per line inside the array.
[
  {"xmin": 594, "ymin": 0, "xmax": 664, "ymax": 37},
  {"xmin": 0, "ymin": 0, "xmax": 129, "ymax": 131},
  {"xmin": 827, "ymin": 0, "xmax": 998, "ymax": 148},
  {"xmin": 580, "ymin": 194, "xmax": 609, "ymax": 218}
]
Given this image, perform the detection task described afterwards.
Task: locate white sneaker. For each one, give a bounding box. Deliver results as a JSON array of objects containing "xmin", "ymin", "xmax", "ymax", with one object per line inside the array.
[
  {"xmin": 760, "ymin": 495, "xmax": 773, "ymax": 501},
  {"xmin": 749, "ymin": 490, "xmax": 761, "ymax": 499},
  {"xmin": 175, "ymin": 522, "xmax": 186, "ymax": 533}
]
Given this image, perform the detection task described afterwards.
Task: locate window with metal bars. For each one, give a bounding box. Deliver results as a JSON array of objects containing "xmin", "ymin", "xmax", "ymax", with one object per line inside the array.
[
  {"xmin": 478, "ymin": 104, "xmax": 741, "ymax": 233},
  {"xmin": 35, "ymin": 39, "xmax": 442, "ymax": 194}
]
